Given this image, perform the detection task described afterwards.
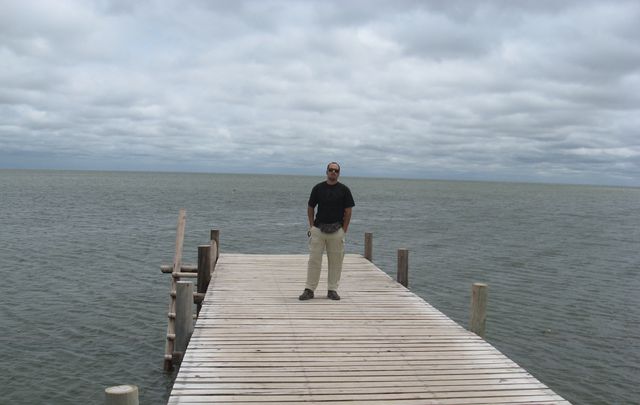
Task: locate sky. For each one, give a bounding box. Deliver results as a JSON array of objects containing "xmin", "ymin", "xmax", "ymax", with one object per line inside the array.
[{"xmin": 1, "ymin": 0, "xmax": 639, "ymax": 186}]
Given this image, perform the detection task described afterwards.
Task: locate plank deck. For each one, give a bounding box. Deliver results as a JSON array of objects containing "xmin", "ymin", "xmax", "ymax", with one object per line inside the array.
[{"xmin": 168, "ymin": 254, "xmax": 570, "ymax": 404}]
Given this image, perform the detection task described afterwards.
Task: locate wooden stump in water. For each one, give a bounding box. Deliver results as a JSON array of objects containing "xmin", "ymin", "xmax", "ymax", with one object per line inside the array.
[{"xmin": 105, "ymin": 385, "xmax": 138, "ymax": 405}]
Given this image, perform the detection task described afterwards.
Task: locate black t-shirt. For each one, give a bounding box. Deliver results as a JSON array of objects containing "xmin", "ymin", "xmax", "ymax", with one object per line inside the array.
[{"xmin": 308, "ymin": 181, "xmax": 355, "ymax": 225}]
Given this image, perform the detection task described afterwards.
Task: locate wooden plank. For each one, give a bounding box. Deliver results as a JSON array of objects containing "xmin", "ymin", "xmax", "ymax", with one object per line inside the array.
[{"xmin": 168, "ymin": 253, "xmax": 570, "ymax": 404}]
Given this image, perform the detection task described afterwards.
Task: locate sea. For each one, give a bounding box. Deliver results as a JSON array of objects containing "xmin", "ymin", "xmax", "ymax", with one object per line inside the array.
[{"xmin": 0, "ymin": 169, "xmax": 638, "ymax": 404}]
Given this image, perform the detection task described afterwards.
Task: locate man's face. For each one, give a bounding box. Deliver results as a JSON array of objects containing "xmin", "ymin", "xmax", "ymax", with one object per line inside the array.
[{"xmin": 326, "ymin": 164, "xmax": 340, "ymax": 181}]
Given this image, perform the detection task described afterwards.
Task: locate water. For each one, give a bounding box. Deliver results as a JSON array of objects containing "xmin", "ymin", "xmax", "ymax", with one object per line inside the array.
[{"xmin": 1, "ymin": 169, "xmax": 638, "ymax": 404}]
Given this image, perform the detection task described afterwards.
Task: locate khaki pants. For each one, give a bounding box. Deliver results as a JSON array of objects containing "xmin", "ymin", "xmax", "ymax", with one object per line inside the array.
[{"xmin": 306, "ymin": 226, "xmax": 345, "ymax": 291}]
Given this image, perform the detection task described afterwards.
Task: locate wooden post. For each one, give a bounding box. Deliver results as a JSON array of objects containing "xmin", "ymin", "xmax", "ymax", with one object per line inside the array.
[
  {"xmin": 470, "ymin": 283, "xmax": 488, "ymax": 338},
  {"xmin": 364, "ymin": 232, "xmax": 373, "ymax": 261},
  {"xmin": 164, "ymin": 209, "xmax": 186, "ymax": 371},
  {"xmin": 210, "ymin": 229, "xmax": 220, "ymax": 260},
  {"xmin": 197, "ymin": 245, "xmax": 212, "ymax": 314},
  {"xmin": 175, "ymin": 280, "xmax": 194, "ymax": 361},
  {"xmin": 397, "ymin": 248, "xmax": 409, "ymax": 287},
  {"xmin": 105, "ymin": 385, "xmax": 139, "ymax": 405}
]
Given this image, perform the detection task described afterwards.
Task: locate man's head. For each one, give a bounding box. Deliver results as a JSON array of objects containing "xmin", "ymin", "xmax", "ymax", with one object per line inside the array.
[{"xmin": 326, "ymin": 161, "xmax": 340, "ymax": 184}]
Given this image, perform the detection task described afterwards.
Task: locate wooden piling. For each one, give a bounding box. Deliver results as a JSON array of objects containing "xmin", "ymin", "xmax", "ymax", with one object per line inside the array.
[
  {"xmin": 470, "ymin": 282, "xmax": 488, "ymax": 337},
  {"xmin": 197, "ymin": 245, "xmax": 212, "ymax": 314},
  {"xmin": 364, "ymin": 232, "xmax": 373, "ymax": 261},
  {"xmin": 397, "ymin": 248, "xmax": 409, "ymax": 287},
  {"xmin": 105, "ymin": 385, "xmax": 139, "ymax": 405},
  {"xmin": 174, "ymin": 280, "xmax": 194, "ymax": 362},
  {"xmin": 210, "ymin": 229, "xmax": 220, "ymax": 260}
]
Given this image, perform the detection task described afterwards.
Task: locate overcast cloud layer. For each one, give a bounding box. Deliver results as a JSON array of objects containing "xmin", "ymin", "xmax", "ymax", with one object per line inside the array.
[{"xmin": 1, "ymin": 0, "xmax": 639, "ymax": 186}]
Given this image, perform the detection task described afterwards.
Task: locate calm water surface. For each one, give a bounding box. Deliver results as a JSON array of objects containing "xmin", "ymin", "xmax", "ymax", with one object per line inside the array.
[{"xmin": 1, "ymin": 170, "xmax": 638, "ymax": 404}]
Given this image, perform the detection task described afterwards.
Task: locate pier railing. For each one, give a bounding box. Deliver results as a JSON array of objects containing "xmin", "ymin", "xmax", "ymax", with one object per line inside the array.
[{"xmin": 158, "ymin": 209, "xmax": 220, "ymax": 371}]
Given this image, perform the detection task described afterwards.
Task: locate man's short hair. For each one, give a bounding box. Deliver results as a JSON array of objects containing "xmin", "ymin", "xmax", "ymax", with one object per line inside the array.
[{"xmin": 326, "ymin": 162, "xmax": 341, "ymax": 171}]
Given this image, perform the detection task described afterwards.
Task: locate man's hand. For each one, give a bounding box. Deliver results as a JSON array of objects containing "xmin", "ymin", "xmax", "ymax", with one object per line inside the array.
[{"xmin": 342, "ymin": 207, "xmax": 352, "ymax": 234}]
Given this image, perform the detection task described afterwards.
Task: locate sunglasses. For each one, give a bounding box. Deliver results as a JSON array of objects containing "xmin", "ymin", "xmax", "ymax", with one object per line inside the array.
[{"xmin": 327, "ymin": 168, "xmax": 340, "ymax": 173}]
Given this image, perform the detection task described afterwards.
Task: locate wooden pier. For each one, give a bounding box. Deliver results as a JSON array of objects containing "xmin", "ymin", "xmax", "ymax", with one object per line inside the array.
[{"xmin": 167, "ymin": 252, "xmax": 570, "ymax": 404}]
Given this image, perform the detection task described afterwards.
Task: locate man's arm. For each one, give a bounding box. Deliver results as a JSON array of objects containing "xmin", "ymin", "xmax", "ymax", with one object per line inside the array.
[
  {"xmin": 342, "ymin": 207, "xmax": 352, "ymax": 233},
  {"xmin": 307, "ymin": 206, "xmax": 315, "ymax": 228}
]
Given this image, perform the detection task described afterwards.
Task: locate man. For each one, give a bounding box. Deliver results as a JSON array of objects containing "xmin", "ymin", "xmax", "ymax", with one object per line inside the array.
[{"xmin": 299, "ymin": 162, "xmax": 355, "ymax": 301}]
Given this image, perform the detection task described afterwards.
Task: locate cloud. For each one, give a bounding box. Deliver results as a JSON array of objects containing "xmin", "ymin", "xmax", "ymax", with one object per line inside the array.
[{"xmin": 0, "ymin": 0, "xmax": 639, "ymax": 186}]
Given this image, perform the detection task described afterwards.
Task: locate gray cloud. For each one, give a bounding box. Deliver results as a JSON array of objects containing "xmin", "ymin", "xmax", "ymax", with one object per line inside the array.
[{"xmin": 0, "ymin": 0, "xmax": 638, "ymax": 186}]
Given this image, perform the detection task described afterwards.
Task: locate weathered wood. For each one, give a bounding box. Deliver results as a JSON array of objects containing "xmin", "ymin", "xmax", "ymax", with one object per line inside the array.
[
  {"xmin": 364, "ymin": 232, "xmax": 373, "ymax": 261},
  {"xmin": 169, "ymin": 291, "xmax": 205, "ymax": 306},
  {"xmin": 197, "ymin": 245, "xmax": 212, "ymax": 315},
  {"xmin": 171, "ymin": 351, "xmax": 184, "ymax": 364},
  {"xmin": 161, "ymin": 264, "xmax": 198, "ymax": 273},
  {"xmin": 171, "ymin": 272, "xmax": 197, "ymax": 279},
  {"xmin": 164, "ymin": 209, "xmax": 186, "ymax": 371},
  {"xmin": 198, "ymin": 245, "xmax": 212, "ymax": 292},
  {"xmin": 210, "ymin": 229, "xmax": 220, "ymax": 259},
  {"xmin": 105, "ymin": 385, "xmax": 138, "ymax": 405},
  {"xmin": 194, "ymin": 293, "xmax": 205, "ymax": 305},
  {"xmin": 470, "ymin": 282, "xmax": 488, "ymax": 338},
  {"xmin": 197, "ymin": 245, "xmax": 212, "ymax": 293},
  {"xmin": 397, "ymin": 248, "xmax": 409, "ymax": 287},
  {"xmin": 210, "ymin": 240, "xmax": 218, "ymax": 270},
  {"xmin": 175, "ymin": 281, "xmax": 194, "ymax": 358},
  {"xmin": 168, "ymin": 254, "xmax": 569, "ymax": 404}
]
